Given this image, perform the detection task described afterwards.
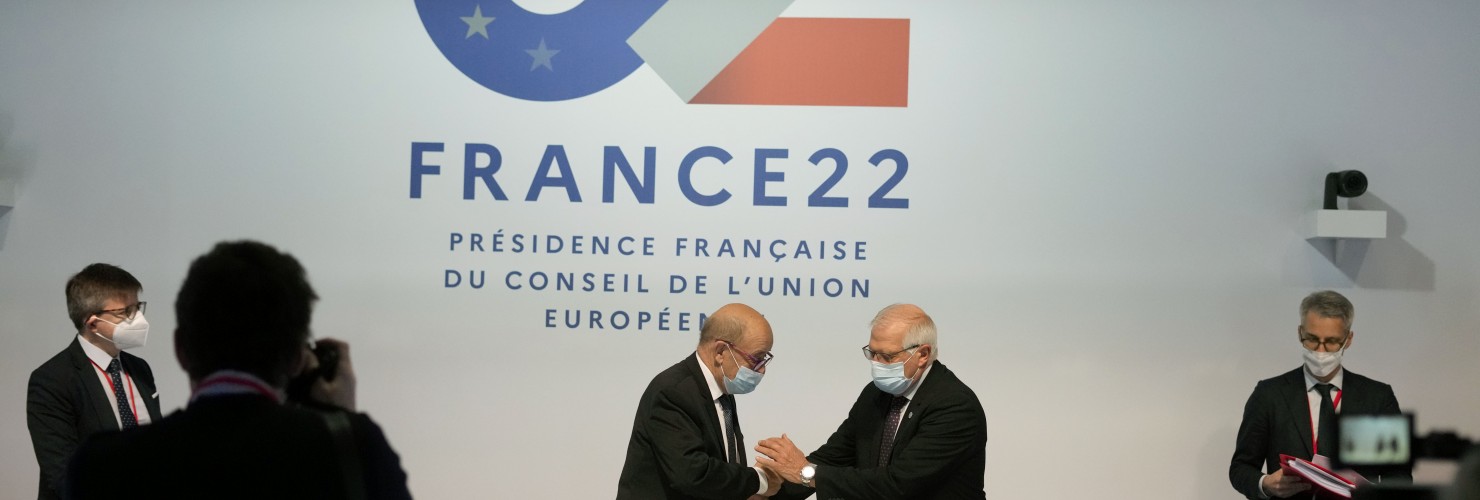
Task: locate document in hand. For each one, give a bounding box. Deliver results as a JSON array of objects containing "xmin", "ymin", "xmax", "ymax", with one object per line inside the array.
[{"xmin": 1280, "ymin": 454, "xmax": 1358, "ymax": 498}]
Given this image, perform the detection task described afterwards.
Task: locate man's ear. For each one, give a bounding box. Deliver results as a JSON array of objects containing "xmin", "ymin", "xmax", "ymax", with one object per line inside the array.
[
  {"xmin": 917, "ymin": 344, "xmax": 933, "ymax": 366},
  {"xmin": 713, "ymin": 341, "xmax": 728, "ymax": 366}
]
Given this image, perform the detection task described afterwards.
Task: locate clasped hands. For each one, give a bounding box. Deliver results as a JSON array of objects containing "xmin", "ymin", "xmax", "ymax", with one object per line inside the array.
[{"xmin": 753, "ymin": 434, "xmax": 810, "ymax": 487}]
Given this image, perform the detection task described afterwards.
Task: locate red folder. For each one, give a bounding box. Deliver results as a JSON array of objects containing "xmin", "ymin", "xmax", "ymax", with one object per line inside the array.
[{"xmin": 1280, "ymin": 454, "xmax": 1357, "ymax": 498}]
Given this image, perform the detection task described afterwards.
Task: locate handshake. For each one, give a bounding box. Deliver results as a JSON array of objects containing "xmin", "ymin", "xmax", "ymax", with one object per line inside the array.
[{"xmin": 749, "ymin": 434, "xmax": 812, "ymax": 498}]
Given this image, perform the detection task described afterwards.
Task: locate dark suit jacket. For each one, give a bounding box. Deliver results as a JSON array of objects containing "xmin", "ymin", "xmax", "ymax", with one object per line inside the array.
[
  {"xmin": 27, "ymin": 337, "xmax": 164, "ymax": 500},
  {"xmin": 1229, "ymin": 367, "xmax": 1411, "ymax": 499},
  {"xmin": 65, "ymin": 393, "xmax": 411, "ymax": 500},
  {"xmin": 776, "ymin": 361, "xmax": 987, "ymax": 500},
  {"xmin": 617, "ymin": 354, "xmax": 762, "ymax": 500}
]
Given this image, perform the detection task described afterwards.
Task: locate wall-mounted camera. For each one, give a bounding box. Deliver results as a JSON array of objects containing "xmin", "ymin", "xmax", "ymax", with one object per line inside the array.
[
  {"xmin": 1325, "ymin": 170, "xmax": 1369, "ymax": 210},
  {"xmin": 1307, "ymin": 170, "xmax": 1386, "ymax": 241}
]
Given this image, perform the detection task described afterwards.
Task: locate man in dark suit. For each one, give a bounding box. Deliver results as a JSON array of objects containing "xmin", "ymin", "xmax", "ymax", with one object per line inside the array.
[
  {"xmin": 65, "ymin": 240, "xmax": 411, "ymax": 500},
  {"xmin": 27, "ymin": 263, "xmax": 165, "ymax": 500},
  {"xmin": 1229, "ymin": 290, "xmax": 1410, "ymax": 499},
  {"xmin": 617, "ymin": 303, "xmax": 783, "ymax": 500},
  {"xmin": 756, "ymin": 304, "xmax": 988, "ymax": 500}
]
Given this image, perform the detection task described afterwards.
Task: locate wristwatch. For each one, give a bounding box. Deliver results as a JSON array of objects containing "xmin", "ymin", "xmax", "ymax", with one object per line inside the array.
[{"xmin": 800, "ymin": 463, "xmax": 817, "ymax": 487}]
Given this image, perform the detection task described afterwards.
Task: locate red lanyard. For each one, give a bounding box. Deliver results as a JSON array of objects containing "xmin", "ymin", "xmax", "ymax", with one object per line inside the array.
[
  {"xmin": 1308, "ymin": 389, "xmax": 1343, "ymax": 454},
  {"xmin": 89, "ymin": 359, "xmax": 139, "ymax": 420}
]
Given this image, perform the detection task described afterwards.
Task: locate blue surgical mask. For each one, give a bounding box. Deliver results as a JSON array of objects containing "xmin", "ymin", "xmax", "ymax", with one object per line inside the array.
[
  {"xmin": 870, "ymin": 350, "xmax": 917, "ymax": 396},
  {"xmin": 723, "ymin": 350, "xmax": 764, "ymax": 395}
]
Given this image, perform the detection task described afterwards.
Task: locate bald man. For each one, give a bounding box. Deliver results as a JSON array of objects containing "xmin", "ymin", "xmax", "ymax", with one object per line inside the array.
[
  {"xmin": 756, "ymin": 304, "xmax": 987, "ymax": 499},
  {"xmin": 617, "ymin": 304, "xmax": 782, "ymax": 500}
]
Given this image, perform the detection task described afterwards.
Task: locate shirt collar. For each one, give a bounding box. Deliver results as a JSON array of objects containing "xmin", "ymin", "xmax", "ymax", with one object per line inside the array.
[
  {"xmin": 903, "ymin": 361, "xmax": 934, "ymax": 400},
  {"xmin": 77, "ymin": 334, "xmax": 117, "ymax": 368},
  {"xmin": 190, "ymin": 370, "xmax": 285, "ymax": 404},
  {"xmin": 694, "ymin": 352, "xmax": 725, "ymax": 402},
  {"xmin": 1304, "ymin": 365, "xmax": 1345, "ymax": 392}
]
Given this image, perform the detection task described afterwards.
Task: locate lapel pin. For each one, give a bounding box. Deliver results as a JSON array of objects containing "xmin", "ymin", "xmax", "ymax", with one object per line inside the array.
[{"xmin": 908, "ymin": 412, "xmax": 913, "ymax": 419}]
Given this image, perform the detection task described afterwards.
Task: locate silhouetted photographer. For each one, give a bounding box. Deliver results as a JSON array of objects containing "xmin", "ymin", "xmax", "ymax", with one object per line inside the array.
[{"xmin": 65, "ymin": 241, "xmax": 411, "ymax": 500}]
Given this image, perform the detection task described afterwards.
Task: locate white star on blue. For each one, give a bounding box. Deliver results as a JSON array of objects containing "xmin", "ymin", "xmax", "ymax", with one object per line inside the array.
[{"xmin": 526, "ymin": 38, "xmax": 560, "ymax": 71}]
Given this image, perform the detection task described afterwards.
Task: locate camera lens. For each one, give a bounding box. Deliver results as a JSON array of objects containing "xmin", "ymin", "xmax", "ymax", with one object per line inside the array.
[{"xmin": 1336, "ymin": 170, "xmax": 1368, "ymax": 197}]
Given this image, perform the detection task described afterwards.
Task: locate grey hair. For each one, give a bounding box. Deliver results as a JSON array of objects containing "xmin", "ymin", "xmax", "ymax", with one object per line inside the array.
[
  {"xmin": 1300, "ymin": 290, "xmax": 1355, "ymax": 331},
  {"xmin": 871, "ymin": 304, "xmax": 938, "ymax": 357}
]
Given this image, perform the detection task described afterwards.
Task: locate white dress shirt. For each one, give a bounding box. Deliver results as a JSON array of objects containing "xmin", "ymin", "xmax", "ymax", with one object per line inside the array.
[
  {"xmin": 78, "ymin": 335, "xmax": 152, "ymax": 428},
  {"xmin": 695, "ymin": 352, "xmax": 769, "ymax": 496},
  {"xmin": 892, "ymin": 361, "xmax": 934, "ymax": 436}
]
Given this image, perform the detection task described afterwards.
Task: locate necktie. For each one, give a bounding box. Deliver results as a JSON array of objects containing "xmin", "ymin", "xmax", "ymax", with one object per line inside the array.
[
  {"xmin": 718, "ymin": 394, "xmax": 741, "ymax": 464},
  {"xmin": 1315, "ymin": 383, "xmax": 1337, "ymax": 455},
  {"xmin": 106, "ymin": 359, "xmax": 138, "ymax": 430},
  {"xmin": 878, "ymin": 396, "xmax": 909, "ymax": 466}
]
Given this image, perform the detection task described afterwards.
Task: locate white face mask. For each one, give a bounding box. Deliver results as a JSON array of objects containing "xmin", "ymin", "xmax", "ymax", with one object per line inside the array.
[
  {"xmin": 93, "ymin": 312, "xmax": 150, "ymax": 350},
  {"xmin": 1302, "ymin": 335, "xmax": 1349, "ymax": 378}
]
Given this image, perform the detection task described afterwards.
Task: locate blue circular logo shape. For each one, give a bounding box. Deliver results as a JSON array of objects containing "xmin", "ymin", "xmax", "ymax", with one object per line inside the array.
[{"xmin": 415, "ymin": 0, "xmax": 666, "ymax": 101}]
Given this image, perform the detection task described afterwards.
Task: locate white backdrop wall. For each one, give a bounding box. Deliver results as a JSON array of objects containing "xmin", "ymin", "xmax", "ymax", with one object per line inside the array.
[{"xmin": 2, "ymin": 1, "xmax": 1478, "ymax": 498}]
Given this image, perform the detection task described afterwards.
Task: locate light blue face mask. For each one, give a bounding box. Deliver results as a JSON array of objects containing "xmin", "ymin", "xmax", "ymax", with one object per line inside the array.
[
  {"xmin": 723, "ymin": 349, "xmax": 764, "ymax": 395},
  {"xmin": 870, "ymin": 349, "xmax": 918, "ymax": 396}
]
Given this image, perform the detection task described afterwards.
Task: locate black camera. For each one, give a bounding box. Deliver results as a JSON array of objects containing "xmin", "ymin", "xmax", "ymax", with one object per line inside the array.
[
  {"xmin": 1324, "ymin": 170, "xmax": 1369, "ymax": 209},
  {"xmin": 1336, "ymin": 413, "xmax": 1476, "ymax": 500},
  {"xmin": 1337, "ymin": 413, "xmax": 1474, "ymax": 469},
  {"xmin": 286, "ymin": 342, "xmax": 342, "ymax": 403}
]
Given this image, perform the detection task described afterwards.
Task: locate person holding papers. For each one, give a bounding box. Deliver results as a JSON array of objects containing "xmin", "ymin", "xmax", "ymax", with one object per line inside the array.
[{"xmin": 1229, "ymin": 291, "xmax": 1411, "ymax": 499}]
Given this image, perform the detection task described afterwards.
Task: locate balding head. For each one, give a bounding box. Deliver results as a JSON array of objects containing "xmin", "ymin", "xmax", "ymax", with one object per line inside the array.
[
  {"xmin": 700, "ymin": 303, "xmax": 772, "ymax": 348},
  {"xmin": 698, "ymin": 303, "xmax": 775, "ymax": 389}
]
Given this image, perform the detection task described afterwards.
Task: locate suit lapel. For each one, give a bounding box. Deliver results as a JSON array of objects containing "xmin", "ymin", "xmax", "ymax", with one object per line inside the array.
[
  {"xmin": 68, "ymin": 339, "xmax": 121, "ymax": 431},
  {"xmin": 1280, "ymin": 369, "xmax": 1314, "ymax": 456},
  {"xmin": 1338, "ymin": 370, "xmax": 1366, "ymax": 414},
  {"xmin": 121, "ymin": 354, "xmax": 164, "ymax": 420},
  {"xmin": 683, "ymin": 355, "xmax": 727, "ymax": 458},
  {"xmin": 888, "ymin": 362, "xmax": 950, "ymax": 458},
  {"xmin": 860, "ymin": 391, "xmax": 889, "ymax": 466}
]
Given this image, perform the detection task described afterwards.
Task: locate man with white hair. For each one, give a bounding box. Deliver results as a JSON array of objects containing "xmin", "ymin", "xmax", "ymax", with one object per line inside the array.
[{"xmin": 756, "ymin": 303, "xmax": 987, "ymax": 499}]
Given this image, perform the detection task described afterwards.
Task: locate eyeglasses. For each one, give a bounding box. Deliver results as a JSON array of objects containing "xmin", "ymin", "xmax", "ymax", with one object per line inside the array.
[
  {"xmin": 1300, "ymin": 332, "xmax": 1348, "ymax": 351},
  {"xmin": 97, "ymin": 302, "xmax": 147, "ymax": 321},
  {"xmin": 862, "ymin": 344, "xmax": 919, "ymax": 363},
  {"xmin": 722, "ymin": 341, "xmax": 774, "ymax": 371}
]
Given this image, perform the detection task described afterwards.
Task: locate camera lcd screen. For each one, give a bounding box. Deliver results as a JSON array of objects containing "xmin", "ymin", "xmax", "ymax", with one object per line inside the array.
[{"xmin": 1338, "ymin": 414, "xmax": 1413, "ymax": 467}]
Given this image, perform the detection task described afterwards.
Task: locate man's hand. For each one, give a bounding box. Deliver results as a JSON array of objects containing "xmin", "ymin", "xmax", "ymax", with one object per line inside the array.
[
  {"xmin": 1261, "ymin": 470, "xmax": 1311, "ymax": 498},
  {"xmin": 754, "ymin": 434, "xmax": 808, "ymax": 484},
  {"xmin": 762, "ymin": 463, "xmax": 782, "ymax": 496},
  {"xmin": 302, "ymin": 338, "xmax": 357, "ymax": 410}
]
